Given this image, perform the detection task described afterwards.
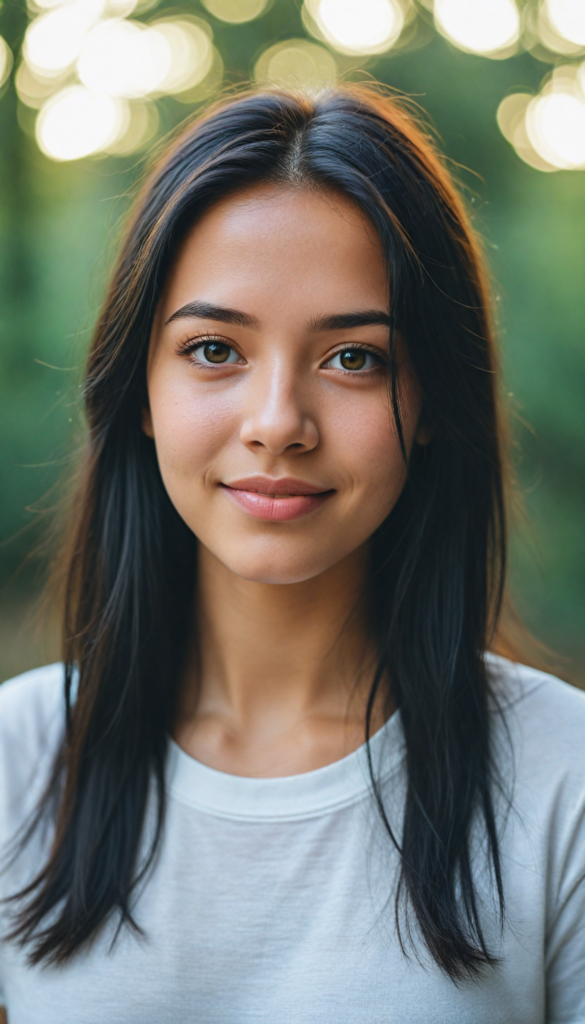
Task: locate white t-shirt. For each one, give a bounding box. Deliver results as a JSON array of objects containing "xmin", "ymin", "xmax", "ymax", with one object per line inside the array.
[{"xmin": 0, "ymin": 656, "xmax": 584, "ymax": 1023}]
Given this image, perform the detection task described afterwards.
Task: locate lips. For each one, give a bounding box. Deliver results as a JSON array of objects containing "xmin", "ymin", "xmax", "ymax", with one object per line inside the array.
[{"xmin": 221, "ymin": 476, "xmax": 334, "ymax": 522}]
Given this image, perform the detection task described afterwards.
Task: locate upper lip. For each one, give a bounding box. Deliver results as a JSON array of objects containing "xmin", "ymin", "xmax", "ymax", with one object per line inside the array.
[{"xmin": 222, "ymin": 476, "xmax": 333, "ymax": 496}]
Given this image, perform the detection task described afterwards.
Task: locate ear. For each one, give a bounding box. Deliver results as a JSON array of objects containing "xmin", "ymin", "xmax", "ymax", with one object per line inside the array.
[{"xmin": 142, "ymin": 406, "xmax": 155, "ymax": 439}]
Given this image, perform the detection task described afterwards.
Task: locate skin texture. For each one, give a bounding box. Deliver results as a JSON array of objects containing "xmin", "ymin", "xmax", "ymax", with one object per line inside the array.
[{"xmin": 145, "ymin": 184, "xmax": 423, "ymax": 777}]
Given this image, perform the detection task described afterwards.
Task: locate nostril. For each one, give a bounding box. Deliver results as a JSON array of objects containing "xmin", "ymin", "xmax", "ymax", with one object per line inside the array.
[{"xmin": 239, "ymin": 409, "xmax": 319, "ymax": 455}]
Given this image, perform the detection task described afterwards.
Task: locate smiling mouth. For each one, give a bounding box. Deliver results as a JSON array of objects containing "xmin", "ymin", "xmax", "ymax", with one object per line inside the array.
[{"xmin": 221, "ymin": 478, "xmax": 334, "ymax": 522}]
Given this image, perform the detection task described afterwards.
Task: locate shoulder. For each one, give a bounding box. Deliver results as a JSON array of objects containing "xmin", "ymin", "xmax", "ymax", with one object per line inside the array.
[
  {"xmin": 487, "ymin": 654, "xmax": 585, "ymax": 799},
  {"xmin": 487, "ymin": 654, "xmax": 585, "ymax": 753},
  {"xmin": 0, "ymin": 664, "xmax": 66, "ymax": 840},
  {"xmin": 488, "ymin": 658, "xmax": 585, "ymax": 979},
  {"xmin": 0, "ymin": 662, "xmax": 66, "ymax": 747}
]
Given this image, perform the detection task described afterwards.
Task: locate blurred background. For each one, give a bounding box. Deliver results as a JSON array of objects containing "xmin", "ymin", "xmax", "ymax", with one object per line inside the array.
[{"xmin": 0, "ymin": 0, "xmax": 583, "ymax": 683}]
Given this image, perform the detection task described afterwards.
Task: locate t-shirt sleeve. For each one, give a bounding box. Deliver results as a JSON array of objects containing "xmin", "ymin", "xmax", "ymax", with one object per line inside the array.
[
  {"xmin": 544, "ymin": 766, "xmax": 585, "ymax": 1022},
  {"xmin": 0, "ymin": 665, "xmax": 65, "ymax": 1011},
  {"xmin": 0, "ymin": 663, "xmax": 65, "ymax": 852},
  {"xmin": 500, "ymin": 662, "xmax": 585, "ymax": 1024}
]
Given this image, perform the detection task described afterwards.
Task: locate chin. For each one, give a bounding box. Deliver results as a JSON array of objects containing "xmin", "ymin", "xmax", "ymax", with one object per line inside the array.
[
  {"xmin": 224, "ymin": 558, "xmax": 326, "ymax": 586},
  {"xmin": 216, "ymin": 538, "xmax": 339, "ymax": 586}
]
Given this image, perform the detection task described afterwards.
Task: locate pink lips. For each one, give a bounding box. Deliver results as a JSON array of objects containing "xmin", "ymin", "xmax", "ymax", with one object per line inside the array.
[{"xmin": 221, "ymin": 477, "xmax": 334, "ymax": 522}]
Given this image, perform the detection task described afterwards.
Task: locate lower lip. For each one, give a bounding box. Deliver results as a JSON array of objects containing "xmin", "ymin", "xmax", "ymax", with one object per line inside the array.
[{"xmin": 222, "ymin": 487, "xmax": 333, "ymax": 522}]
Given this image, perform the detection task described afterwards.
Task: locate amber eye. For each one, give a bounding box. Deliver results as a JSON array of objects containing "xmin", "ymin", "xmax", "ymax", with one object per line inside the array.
[
  {"xmin": 339, "ymin": 349, "xmax": 367, "ymax": 371},
  {"xmin": 202, "ymin": 342, "xmax": 232, "ymax": 363},
  {"xmin": 325, "ymin": 348, "xmax": 379, "ymax": 372}
]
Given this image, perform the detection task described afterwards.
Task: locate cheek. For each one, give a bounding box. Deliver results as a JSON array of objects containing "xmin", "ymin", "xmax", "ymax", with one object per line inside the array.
[
  {"xmin": 325, "ymin": 390, "xmax": 408, "ymax": 509},
  {"xmin": 148, "ymin": 374, "xmax": 236, "ymax": 484}
]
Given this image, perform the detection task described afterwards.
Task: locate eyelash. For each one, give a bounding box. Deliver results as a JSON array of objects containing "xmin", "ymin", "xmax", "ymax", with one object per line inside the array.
[
  {"xmin": 177, "ymin": 336, "xmax": 386, "ymax": 374},
  {"xmin": 177, "ymin": 335, "xmax": 230, "ymax": 352}
]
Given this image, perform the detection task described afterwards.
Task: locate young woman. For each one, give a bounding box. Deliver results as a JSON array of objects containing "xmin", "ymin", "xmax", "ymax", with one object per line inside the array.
[{"xmin": 0, "ymin": 85, "xmax": 584, "ymax": 1023}]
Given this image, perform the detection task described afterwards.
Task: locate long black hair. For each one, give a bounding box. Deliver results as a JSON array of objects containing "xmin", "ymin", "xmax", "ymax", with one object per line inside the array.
[{"xmin": 9, "ymin": 85, "xmax": 510, "ymax": 980}]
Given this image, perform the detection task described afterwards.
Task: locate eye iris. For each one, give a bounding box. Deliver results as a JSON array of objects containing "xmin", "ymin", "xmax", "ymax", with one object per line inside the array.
[
  {"xmin": 340, "ymin": 349, "xmax": 366, "ymax": 371},
  {"xmin": 204, "ymin": 342, "xmax": 230, "ymax": 363}
]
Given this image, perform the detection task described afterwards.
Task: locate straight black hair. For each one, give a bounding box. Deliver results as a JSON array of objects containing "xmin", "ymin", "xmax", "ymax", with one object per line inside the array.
[{"xmin": 8, "ymin": 85, "xmax": 510, "ymax": 980}]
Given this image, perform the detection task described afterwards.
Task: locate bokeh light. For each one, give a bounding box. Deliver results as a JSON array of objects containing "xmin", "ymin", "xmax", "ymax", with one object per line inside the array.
[
  {"xmin": 304, "ymin": 0, "xmax": 405, "ymax": 56},
  {"xmin": 103, "ymin": 99, "xmax": 159, "ymax": 154},
  {"xmin": 29, "ymin": 0, "xmax": 137, "ymax": 9},
  {"xmin": 497, "ymin": 67, "xmax": 585, "ymax": 171},
  {"xmin": 434, "ymin": 0, "xmax": 520, "ymax": 56},
  {"xmin": 254, "ymin": 39, "xmax": 337, "ymax": 92},
  {"xmin": 24, "ymin": 0, "xmax": 104, "ymax": 76},
  {"xmin": 497, "ymin": 91, "xmax": 532, "ymax": 146},
  {"xmin": 495, "ymin": 90, "xmax": 532, "ymax": 144},
  {"xmin": 36, "ymin": 85, "xmax": 128, "ymax": 160},
  {"xmin": 107, "ymin": 0, "xmax": 138, "ymax": 16},
  {"xmin": 23, "ymin": 3, "xmax": 219, "ymax": 160},
  {"xmin": 537, "ymin": 0, "xmax": 585, "ymax": 56},
  {"xmin": 28, "ymin": 0, "xmax": 81, "ymax": 9},
  {"xmin": 171, "ymin": 44, "xmax": 224, "ymax": 104},
  {"xmin": 152, "ymin": 18, "xmax": 214, "ymax": 94},
  {"xmin": 200, "ymin": 0, "xmax": 269, "ymax": 24},
  {"xmin": 15, "ymin": 60, "xmax": 62, "ymax": 108},
  {"xmin": 497, "ymin": 92, "xmax": 556, "ymax": 171},
  {"xmin": 527, "ymin": 91, "xmax": 585, "ymax": 169},
  {"xmin": 545, "ymin": 0, "xmax": 585, "ymax": 47},
  {"xmin": 17, "ymin": 0, "xmax": 585, "ymax": 171},
  {"xmin": 77, "ymin": 20, "xmax": 171, "ymax": 97},
  {"xmin": 0, "ymin": 36, "xmax": 13, "ymax": 89}
]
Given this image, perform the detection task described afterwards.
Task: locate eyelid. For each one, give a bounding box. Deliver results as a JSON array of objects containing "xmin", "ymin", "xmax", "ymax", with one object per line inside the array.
[{"xmin": 176, "ymin": 332, "xmax": 235, "ymax": 354}]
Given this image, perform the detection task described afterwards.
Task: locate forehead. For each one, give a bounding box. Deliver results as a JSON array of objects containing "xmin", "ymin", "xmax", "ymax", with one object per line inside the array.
[{"xmin": 160, "ymin": 184, "xmax": 389, "ymax": 324}]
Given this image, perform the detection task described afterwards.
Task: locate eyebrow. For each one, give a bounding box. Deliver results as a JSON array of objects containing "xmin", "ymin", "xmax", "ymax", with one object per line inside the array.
[
  {"xmin": 308, "ymin": 310, "xmax": 390, "ymax": 332},
  {"xmin": 165, "ymin": 301, "xmax": 390, "ymax": 332},
  {"xmin": 165, "ymin": 301, "xmax": 260, "ymax": 328}
]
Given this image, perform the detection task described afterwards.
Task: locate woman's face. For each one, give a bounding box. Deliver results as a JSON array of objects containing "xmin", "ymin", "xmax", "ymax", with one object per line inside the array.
[{"xmin": 145, "ymin": 184, "xmax": 421, "ymax": 585}]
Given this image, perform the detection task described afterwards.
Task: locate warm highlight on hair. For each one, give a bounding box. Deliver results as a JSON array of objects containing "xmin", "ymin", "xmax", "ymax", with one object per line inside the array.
[{"xmin": 9, "ymin": 84, "xmax": 513, "ymax": 980}]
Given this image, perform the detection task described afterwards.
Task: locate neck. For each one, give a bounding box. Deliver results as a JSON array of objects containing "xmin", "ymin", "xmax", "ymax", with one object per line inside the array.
[{"xmin": 175, "ymin": 544, "xmax": 381, "ymax": 776}]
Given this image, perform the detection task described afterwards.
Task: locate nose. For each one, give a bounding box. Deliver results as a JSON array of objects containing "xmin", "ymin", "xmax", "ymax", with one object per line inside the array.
[{"xmin": 239, "ymin": 359, "xmax": 319, "ymax": 455}]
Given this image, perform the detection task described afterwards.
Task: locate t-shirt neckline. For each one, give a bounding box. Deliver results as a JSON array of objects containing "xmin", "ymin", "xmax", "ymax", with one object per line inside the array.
[{"xmin": 167, "ymin": 712, "xmax": 404, "ymax": 822}]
